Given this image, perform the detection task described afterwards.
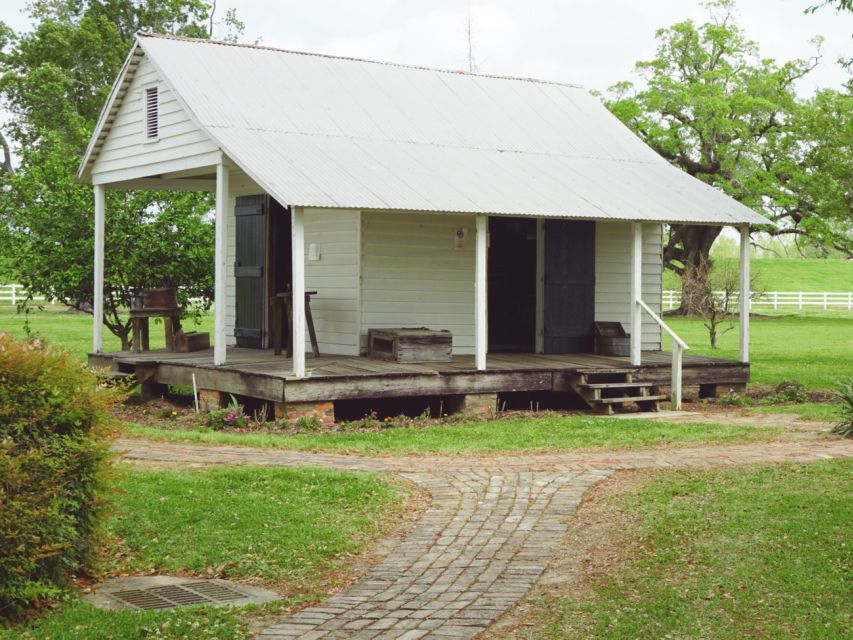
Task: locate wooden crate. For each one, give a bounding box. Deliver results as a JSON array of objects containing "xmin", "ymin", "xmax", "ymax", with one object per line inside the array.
[
  {"xmin": 173, "ymin": 331, "xmax": 211, "ymax": 353},
  {"xmin": 367, "ymin": 328, "xmax": 452, "ymax": 363},
  {"xmin": 593, "ymin": 321, "xmax": 630, "ymax": 357}
]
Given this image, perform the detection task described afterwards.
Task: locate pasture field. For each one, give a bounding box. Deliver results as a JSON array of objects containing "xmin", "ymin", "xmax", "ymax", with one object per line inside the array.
[{"xmin": 662, "ymin": 257, "xmax": 853, "ymax": 292}]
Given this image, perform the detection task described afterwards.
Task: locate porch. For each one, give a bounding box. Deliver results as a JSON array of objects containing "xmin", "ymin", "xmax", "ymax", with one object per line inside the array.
[{"xmin": 89, "ymin": 347, "xmax": 749, "ymax": 417}]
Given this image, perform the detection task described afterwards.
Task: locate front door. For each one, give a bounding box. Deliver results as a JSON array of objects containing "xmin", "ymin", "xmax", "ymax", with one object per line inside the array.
[
  {"xmin": 542, "ymin": 219, "xmax": 595, "ymax": 353},
  {"xmin": 234, "ymin": 195, "xmax": 266, "ymax": 348}
]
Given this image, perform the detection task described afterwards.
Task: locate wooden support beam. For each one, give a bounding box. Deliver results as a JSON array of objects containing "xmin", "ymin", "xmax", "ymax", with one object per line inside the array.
[
  {"xmin": 291, "ymin": 206, "xmax": 306, "ymax": 378},
  {"xmin": 285, "ymin": 370, "xmax": 552, "ymax": 403},
  {"xmin": 93, "ymin": 184, "xmax": 105, "ymax": 354},
  {"xmin": 739, "ymin": 225, "xmax": 750, "ymax": 363},
  {"xmin": 475, "ymin": 213, "xmax": 488, "ymax": 371},
  {"xmin": 214, "ymin": 159, "xmax": 229, "ymax": 365},
  {"xmin": 630, "ymin": 222, "xmax": 643, "ymax": 366}
]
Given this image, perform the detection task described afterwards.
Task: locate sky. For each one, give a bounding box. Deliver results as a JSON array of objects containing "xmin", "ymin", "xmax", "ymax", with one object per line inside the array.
[{"xmin": 3, "ymin": 0, "xmax": 849, "ymax": 95}]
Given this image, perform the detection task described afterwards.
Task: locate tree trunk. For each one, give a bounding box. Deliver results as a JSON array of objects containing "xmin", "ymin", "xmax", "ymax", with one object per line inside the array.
[
  {"xmin": 103, "ymin": 317, "xmax": 133, "ymax": 351},
  {"xmin": 663, "ymin": 224, "xmax": 723, "ymax": 315}
]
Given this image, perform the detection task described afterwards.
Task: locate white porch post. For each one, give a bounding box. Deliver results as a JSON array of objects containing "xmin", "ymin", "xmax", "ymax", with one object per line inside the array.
[
  {"xmin": 291, "ymin": 206, "xmax": 306, "ymax": 378},
  {"xmin": 213, "ymin": 161, "xmax": 229, "ymax": 365},
  {"xmin": 630, "ymin": 221, "xmax": 643, "ymax": 366},
  {"xmin": 474, "ymin": 214, "xmax": 488, "ymax": 370},
  {"xmin": 92, "ymin": 184, "xmax": 105, "ymax": 354},
  {"xmin": 739, "ymin": 224, "xmax": 750, "ymax": 363}
]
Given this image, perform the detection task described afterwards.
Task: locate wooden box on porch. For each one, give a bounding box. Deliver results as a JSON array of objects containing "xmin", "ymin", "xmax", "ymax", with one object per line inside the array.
[
  {"xmin": 593, "ymin": 321, "xmax": 631, "ymax": 357},
  {"xmin": 367, "ymin": 328, "xmax": 452, "ymax": 363}
]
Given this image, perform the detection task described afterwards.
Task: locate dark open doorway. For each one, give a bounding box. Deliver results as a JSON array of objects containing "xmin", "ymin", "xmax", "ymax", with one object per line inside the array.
[
  {"xmin": 488, "ymin": 217, "xmax": 537, "ymax": 352},
  {"xmin": 266, "ymin": 197, "xmax": 291, "ymax": 348}
]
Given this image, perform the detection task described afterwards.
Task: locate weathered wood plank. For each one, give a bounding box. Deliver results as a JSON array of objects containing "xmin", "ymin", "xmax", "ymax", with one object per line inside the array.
[
  {"xmin": 154, "ymin": 364, "xmax": 286, "ymax": 402},
  {"xmin": 633, "ymin": 364, "xmax": 750, "ymax": 386},
  {"xmin": 286, "ymin": 370, "xmax": 553, "ymax": 402},
  {"xmin": 93, "ymin": 346, "xmax": 750, "ymax": 405}
]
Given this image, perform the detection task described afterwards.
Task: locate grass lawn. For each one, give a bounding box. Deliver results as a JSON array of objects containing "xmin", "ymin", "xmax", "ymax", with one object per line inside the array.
[
  {"xmin": 664, "ymin": 314, "xmax": 853, "ymax": 390},
  {"xmin": 122, "ymin": 413, "xmax": 788, "ymax": 455},
  {"xmin": 0, "ymin": 305, "xmax": 213, "ymax": 360},
  {"xmin": 743, "ymin": 401, "xmax": 842, "ymax": 422},
  {"xmin": 3, "ymin": 465, "xmax": 404, "ymax": 640},
  {"xmin": 535, "ymin": 459, "xmax": 852, "ymax": 639},
  {"xmin": 662, "ymin": 257, "xmax": 853, "ymax": 292}
]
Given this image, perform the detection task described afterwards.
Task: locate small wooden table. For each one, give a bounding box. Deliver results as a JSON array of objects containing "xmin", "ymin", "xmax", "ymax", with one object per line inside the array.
[
  {"xmin": 130, "ymin": 307, "xmax": 181, "ymax": 353},
  {"xmin": 270, "ymin": 291, "xmax": 320, "ymax": 357}
]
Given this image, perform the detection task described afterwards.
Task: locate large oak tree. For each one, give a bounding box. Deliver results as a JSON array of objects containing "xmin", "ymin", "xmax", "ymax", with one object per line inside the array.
[{"xmin": 604, "ymin": 0, "xmax": 851, "ymax": 310}]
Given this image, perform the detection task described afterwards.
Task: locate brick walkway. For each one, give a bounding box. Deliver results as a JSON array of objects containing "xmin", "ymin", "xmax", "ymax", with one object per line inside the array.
[{"xmin": 114, "ymin": 438, "xmax": 852, "ymax": 639}]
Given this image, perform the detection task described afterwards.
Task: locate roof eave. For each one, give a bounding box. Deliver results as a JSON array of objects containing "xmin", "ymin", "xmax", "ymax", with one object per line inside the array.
[{"xmin": 76, "ymin": 39, "xmax": 144, "ymax": 183}]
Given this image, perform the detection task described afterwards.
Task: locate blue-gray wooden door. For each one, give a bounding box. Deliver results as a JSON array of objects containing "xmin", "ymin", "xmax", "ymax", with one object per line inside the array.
[
  {"xmin": 543, "ymin": 220, "xmax": 595, "ymax": 353},
  {"xmin": 234, "ymin": 195, "xmax": 265, "ymax": 348}
]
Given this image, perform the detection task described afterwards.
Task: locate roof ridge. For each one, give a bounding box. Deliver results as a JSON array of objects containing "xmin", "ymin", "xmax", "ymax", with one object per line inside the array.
[{"xmin": 135, "ymin": 31, "xmax": 584, "ymax": 89}]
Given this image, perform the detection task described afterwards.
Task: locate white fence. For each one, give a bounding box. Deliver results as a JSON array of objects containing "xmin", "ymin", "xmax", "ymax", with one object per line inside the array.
[
  {"xmin": 0, "ymin": 284, "xmax": 49, "ymax": 305},
  {"xmin": 3, "ymin": 283, "xmax": 851, "ymax": 311},
  {"xmin": 663, "ymin": 290, "xmax": 853, "ymax": 311}
]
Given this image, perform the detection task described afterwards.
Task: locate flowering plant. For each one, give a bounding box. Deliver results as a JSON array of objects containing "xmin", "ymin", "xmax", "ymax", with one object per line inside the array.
[{"xmin": 203, "ymin": 395, "xmax": 248, "ymax": 430}]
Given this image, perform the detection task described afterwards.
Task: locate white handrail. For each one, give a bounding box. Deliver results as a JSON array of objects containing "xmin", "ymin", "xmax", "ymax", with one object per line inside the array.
[
  {"xmin": 637, "ymin": 299, "xmax": 689, "ymax": 349},
  {"xmin": 636, "ymin": 299, "xmax": 689, "ymax": 410}
]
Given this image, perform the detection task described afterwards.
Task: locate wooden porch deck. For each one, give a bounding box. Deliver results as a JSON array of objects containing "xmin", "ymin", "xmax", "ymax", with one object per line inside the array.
[{"xmin": 89, "ymin": 348, "xmax": 749, "ymax": 404}]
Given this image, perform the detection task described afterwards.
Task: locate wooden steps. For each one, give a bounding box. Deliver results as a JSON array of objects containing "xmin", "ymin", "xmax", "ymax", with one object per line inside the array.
[
  {"xmin": 598, "ymin": 394, "xmax": 669, "ymax": 404},
  {"xmin": 568, "ymin": 370, "xmax": 668, "ymax": 415},
  {"xmin": 107, "ymin": 371, "xmax": 135, "ymax": 381}
]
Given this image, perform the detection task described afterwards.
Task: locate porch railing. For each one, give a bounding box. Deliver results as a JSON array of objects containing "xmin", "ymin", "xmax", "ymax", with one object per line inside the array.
[{"xmin": 637, "ymin": 299, "xmax": 689, "ymax": 410}]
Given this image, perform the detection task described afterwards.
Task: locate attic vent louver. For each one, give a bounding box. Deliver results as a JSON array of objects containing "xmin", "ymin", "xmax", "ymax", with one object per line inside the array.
[{"xmin": 145, "ymin": 86, "xmax": 159, "ymax": 139}]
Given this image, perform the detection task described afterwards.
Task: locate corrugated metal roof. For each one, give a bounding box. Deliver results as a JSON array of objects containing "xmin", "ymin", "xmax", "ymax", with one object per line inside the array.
[{"xmin": 85, "ymin": 33, "xmax": 771, "ymax": 225}]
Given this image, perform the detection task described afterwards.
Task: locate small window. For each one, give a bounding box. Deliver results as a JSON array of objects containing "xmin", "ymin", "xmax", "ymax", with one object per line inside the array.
[{"xmin": 145, "ymin": 86, "xmax": 159, "ymax": 139}]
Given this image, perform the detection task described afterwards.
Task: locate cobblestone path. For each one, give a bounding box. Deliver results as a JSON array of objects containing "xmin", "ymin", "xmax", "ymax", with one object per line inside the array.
[{"xmin": 115, "ymin": 438, "xmax": 852, "ymax": 639}]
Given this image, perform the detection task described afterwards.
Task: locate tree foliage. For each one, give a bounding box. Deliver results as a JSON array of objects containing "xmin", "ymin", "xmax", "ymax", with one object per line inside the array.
[
  {"xmin": 604, "ymin": 0, "xmax": 852, "ymax": 309},
  {"xmin": 0, "ymin": 1, "xmax": 240, "ymax": 347},
  {"xmin": 806, "ymin": 1, "xmax": 853, "ymax": 14}
]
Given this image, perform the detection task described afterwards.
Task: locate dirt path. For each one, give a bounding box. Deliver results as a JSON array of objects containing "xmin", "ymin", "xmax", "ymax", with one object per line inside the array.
[{"xmin": 113, "ymin": 437, "xmax": 853, "ymax": 639}]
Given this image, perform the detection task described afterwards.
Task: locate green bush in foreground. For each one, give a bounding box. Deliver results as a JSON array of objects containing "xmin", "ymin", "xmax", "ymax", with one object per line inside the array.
[
  {"xmin": 831, "ymin": 378, "xmax": 853, "ymax": 437},
  {"xmin": 0, "ymin": 334, "xmax": 115, "ymax": 621}
]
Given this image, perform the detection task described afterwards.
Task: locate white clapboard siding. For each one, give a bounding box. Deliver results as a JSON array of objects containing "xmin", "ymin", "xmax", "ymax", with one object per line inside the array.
[
  {"xmin": 360, "ymin": 211, "xmax": 476, "ymax": 354},
  {"xmin": 90, "ymin": 55, "xmax": 218, "ymax": 182},
  {"xmin": 303, "ymin": 209, "xmax": 361, "ymax": 355},
  {"xmin": 595, "ymin": 221, "xmax": 663, "ymax": 349}
]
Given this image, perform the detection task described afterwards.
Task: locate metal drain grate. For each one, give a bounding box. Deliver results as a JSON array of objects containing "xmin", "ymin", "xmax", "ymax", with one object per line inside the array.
[
  {"xmin": 108, "ymin": 580, "xmax": 249, "ymax": 611},
  {"xmin": 183, "ymin": 581, "xmax": 248, "ymax": 602},
  {"xmin": 110, "ymin": 589, "xmax": 177, "ymax": 610}
]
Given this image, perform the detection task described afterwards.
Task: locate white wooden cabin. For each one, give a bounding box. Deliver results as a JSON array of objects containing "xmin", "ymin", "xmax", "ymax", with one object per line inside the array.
[{"xmin": 80, "ymin": 33, "xmax": 769, "ymax": 417}]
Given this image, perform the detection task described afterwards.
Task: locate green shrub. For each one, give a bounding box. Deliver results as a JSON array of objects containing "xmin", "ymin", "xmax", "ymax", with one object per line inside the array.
[
  {"xmin": 294, "ymin": 414, "xmax": 322, "ymax": 431},
  {"xmin": 0, "ymin": 334, "xmax": 115, "ymax": 621},
  {"xmin": 203, "ymin": 395, "xmax": 247, "ymax": 430},
  {"xmin": 771, "ymin": 379, "xmax": 808, "ymax": 403},
  {"xmin": 831, "ymin": 378, "xmax": 853, "ymax": 438}
]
